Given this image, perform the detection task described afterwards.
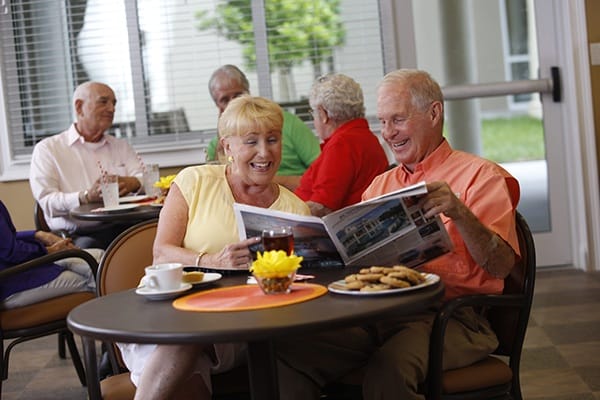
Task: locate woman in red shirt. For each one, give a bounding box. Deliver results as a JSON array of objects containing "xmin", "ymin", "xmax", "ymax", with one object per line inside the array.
[{"xmin": 295, "ymin": 73, "xmax": 389, "ymax": 217}]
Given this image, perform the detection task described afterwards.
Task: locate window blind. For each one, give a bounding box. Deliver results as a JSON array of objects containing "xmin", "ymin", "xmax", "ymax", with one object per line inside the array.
[{"xmin": 1, "ymin": 0, "xmax": 385, "ymax": 168}]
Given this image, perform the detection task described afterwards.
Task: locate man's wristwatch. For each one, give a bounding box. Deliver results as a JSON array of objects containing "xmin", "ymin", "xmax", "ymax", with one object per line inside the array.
[{"xmin": 79, "ymin": 189, "xmax": 90, "ymax": 204}]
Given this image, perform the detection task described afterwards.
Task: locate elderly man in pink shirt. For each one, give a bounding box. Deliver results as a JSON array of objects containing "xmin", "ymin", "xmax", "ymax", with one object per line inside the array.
[
  {"xmin": 30, "ymin": 82, "xmax": 143, "ymax": 249},
  {"xmin": 276, "ymin": 69, "xmax": 521, "ymax": 400}
]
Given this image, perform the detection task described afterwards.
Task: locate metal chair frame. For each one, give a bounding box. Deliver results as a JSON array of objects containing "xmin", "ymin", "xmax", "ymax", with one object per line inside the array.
[{"xmin": 0, "ymin": 249, "xmax": 98, "ymax": 398}]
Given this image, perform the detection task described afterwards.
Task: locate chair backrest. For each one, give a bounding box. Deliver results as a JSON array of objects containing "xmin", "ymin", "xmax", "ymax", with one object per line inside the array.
[
  {"xmin": 96, "ymin": 219, "xmax": 158, "ymax": 377},
  {"xmin": 97, "ymin": 219, "xmax": 158, "ymax": 296},
  {"xmin": 488, "ymin": 211, "xmax": 536, "ymax": 357},
  {"xmin": 34, "ymin": 201, "xmax": 51, "ymax": 232}
]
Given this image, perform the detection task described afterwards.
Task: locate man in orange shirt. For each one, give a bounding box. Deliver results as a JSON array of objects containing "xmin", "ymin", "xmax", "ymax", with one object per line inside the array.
[{"xmin": 277, "ymin": 69, "xmax": 521, "ymax": 400}]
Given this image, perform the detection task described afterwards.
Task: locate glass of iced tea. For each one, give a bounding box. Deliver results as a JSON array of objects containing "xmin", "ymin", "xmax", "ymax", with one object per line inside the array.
[{"xmin": 261, "ymin": 226, "xmax": 294, "ymax": 255}]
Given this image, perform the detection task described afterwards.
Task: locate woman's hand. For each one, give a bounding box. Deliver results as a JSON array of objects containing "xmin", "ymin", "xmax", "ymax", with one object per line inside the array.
[
  {"xmin": 203, "ymin": 237, "xmax": 261, "ymax": 270},
  {"xmin": 45, "ymin": 238, "xmax": 77, "ymax": 254},
  {"xmin": 34, "ymin": 231, "xmax": 66, "ymax": 246}
]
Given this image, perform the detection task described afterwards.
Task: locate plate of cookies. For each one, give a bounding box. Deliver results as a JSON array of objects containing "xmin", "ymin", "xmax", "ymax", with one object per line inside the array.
[{"xmin": 328, "ymin": 265, "xmax": 440, "ymax": 296}]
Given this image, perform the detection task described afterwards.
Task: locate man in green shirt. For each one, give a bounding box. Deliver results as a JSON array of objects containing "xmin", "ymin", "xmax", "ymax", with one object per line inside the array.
[{"xmin": 207, "ymin": 65, "xmax": 320, "ymax": 191}]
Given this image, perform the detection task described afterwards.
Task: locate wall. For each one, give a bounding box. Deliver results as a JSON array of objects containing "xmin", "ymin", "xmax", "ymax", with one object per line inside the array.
[
  {"xmin": 587, "ymin": 0, "xmax": 600, "ymax": 161},
  {"xmin": 0, "ymin": 166, "xmax": 182, "ymax": 231},
  {"xmin": 0, "ymin": 180, "xmax": 37, "ymax": 231}
]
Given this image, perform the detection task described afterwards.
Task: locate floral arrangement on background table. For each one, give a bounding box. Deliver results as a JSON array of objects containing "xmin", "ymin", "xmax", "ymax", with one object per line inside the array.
[
  {"xmin": 250, "ymin": 250, "xmax": 303, "ymax": 294},
  {"xmin": 152, "ymin": 174, "xmax": 176, "ymax": 204}
]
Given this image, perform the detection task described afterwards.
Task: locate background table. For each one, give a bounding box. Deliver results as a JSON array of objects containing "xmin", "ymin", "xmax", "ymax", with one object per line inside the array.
[
  {"xmin": 68, "ymin": 268, "xmax": 444, "ymax": 400},
  {"xmin": 70, "ymin": 203, "xmax": 161, "ymax": 222}
]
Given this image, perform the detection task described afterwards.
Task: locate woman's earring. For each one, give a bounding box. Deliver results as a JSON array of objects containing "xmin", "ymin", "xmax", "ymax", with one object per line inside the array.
[{"xmin": 227, "ymin": 155, "xmax": 234, "ymax": 163}]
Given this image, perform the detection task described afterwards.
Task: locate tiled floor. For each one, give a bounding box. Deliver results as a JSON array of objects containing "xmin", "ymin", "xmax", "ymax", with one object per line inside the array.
[
  {"xmin": 520, "ymin": 267, "xmax": 600, "ymax": 400},
  {"xmin": 3, "ymin": 267, "xmax": 600, "ymax": 399}
]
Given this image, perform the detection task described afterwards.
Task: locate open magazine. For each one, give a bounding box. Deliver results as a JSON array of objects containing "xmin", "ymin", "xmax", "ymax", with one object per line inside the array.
[{"xmin": 234, "ymin": 181, "xmax": 453, "ymax": 268}]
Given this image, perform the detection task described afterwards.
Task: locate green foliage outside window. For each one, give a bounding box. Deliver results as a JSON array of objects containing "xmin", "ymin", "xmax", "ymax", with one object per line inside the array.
[
  {"xmin": 196, "ymin": 0, "xmax": 346, "ymax": 80},
  {"xmin": 481, "ymin": 116, "xmax": 545, "ymax": 163}
]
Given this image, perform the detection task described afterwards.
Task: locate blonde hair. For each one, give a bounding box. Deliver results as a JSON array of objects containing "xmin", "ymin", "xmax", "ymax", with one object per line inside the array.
[{"xmin": 218, "ymin": 95, "xmax": 284, "ymax": 139}]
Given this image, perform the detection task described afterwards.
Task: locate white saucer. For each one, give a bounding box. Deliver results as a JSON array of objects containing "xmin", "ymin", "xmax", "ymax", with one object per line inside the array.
[{"xmin": 135, "ymin": 283, "xmax": 192, "ymax": 300}]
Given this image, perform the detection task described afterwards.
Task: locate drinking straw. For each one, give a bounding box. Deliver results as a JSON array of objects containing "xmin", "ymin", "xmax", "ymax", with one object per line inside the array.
[
  {"xmin": 97, "ymin": 160, "xmax": 108, "ymax": 185},
  {"xmin": 136, "ymin": 152, "xmax": 147, "ymax": 173}
]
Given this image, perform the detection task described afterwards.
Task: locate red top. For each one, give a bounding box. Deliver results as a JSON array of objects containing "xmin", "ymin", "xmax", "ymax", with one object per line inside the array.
[{"xmin": 295, "ymin": 118, "xmax": 388, "ymax": 211}]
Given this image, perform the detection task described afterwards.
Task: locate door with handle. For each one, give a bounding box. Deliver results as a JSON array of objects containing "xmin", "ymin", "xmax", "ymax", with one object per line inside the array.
[{"xmin": 384, "ymin": 0, "xmax": 596, "ymax": 268}]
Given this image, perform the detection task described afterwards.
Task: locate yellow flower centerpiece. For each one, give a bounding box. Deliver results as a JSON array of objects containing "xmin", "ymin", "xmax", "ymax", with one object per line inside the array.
[
  {"xmin": 152, "ymin": 174, "xmax": 176, "ymax": 204},
  {"xmin": 153, "ymin": 174, "xmax": 176, "ymax": 192},
  {"xmin": 250, "ymin": 250, "xmax": 303, "ymax": 294}
]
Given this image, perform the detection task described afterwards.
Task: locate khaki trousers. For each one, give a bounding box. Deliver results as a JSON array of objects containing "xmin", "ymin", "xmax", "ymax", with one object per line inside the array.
[{"xmin": 276, "ymin": 307, "xmax": 498, "ymax": 400}]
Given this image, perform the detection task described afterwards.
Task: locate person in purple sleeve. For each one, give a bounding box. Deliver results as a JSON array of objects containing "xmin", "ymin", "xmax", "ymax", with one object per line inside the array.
[{"xmin": 0, "ymin": 200, "xmax": 101, "ymax": 309}]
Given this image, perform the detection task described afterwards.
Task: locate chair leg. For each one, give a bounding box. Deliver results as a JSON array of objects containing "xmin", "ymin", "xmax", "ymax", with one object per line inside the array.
[
  {"xmin": 1, "ymin": 338, "xmax": 4, "ymax": 399},
  {"xmin": 58, "ymin": 332, "xmax": 66, "ymax": 359},
  {"xmin": 64, "ymin": 331, "xmax": 87, "ymax": 386}
]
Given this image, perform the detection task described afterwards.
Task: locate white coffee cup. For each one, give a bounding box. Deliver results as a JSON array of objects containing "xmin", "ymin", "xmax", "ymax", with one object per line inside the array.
[{"xmin": 141, "ymin": 263, "xmax": 184, "ymax": 291}]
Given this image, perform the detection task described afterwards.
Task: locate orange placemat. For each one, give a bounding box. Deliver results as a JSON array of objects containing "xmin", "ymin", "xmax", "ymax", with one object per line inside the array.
[{"xmin": 172, "ymin": 283, "xmax": 327, "ymax": 312}]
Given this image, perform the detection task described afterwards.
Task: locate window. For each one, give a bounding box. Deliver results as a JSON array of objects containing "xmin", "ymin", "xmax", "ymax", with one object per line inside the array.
[
  {"xmin": 0, "ymin": 0, "xmax": 386, "ymax": 181},
  {"xmin": 501, "ymin": 0, "xmax": 533, "ymax": 106}
]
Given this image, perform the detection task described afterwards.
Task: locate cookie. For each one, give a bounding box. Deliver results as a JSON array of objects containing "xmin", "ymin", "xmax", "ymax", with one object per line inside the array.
[
  {"xmin": 345, "ymin": 280, "xmax": 365, "ymax": 290},
  {"xmin": 356, "ymin": 273, "xmax": 384, "ymax": 282},
  {"xmin": 391, "ymin": 266, "xmax": 426, "ymax": 285},
  {"xmin": 182, "ymin": 271, "xmax": 204, "ymax": 284},
  {"xmin": 380, "ymin": 275, "xmax": 411, "ymax": 288},
  {"xmin": 360, "ymin": 283, "xmax": 392, "ymax": 292}
]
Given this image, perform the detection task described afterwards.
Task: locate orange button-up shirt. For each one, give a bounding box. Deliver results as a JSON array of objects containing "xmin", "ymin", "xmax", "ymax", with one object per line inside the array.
[{"xmin": 363, "ymin": 140, "xmax": 521, "ymax": 300}]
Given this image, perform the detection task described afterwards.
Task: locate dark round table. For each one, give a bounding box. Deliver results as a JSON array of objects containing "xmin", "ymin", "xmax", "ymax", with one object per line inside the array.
[
  {"xmin": 69, "ymin": 202, "xmax": 161, "ymax": 222},
  {"xmin": 68, "ymin": 268, "xmax": 444, "ymax": 400}
]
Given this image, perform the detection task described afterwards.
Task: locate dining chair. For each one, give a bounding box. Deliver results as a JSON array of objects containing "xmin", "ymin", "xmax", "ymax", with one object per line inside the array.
[
  {"xmin": 323, "ymin": 211, "xmax": 536, "ymax": 400},
  {"xmin": 95, "ymin": 219, "xmax": 250, "ymax": 400},
  {"xmin": 33, "ymin": 201, "xmax": 68, "ymax": 239},
  {"xmin": 425, "ymin": 211, "xmax": 536, "ymax": 400},
  {"xmin": 0, "ymin": 248, "xmax": 99, "ymax": 399},
  {"xmin": 33, "ymin": 200, "xmax": 75, "ymax": 357}
]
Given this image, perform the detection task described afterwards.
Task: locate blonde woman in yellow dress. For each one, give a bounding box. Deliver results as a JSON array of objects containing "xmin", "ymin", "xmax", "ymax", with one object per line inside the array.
[{"xmin": 118, "ymin": 95, "xmax": 310, "ymax": 400}]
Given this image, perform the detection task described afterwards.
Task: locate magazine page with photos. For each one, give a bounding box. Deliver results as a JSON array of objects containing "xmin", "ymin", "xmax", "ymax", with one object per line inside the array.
[
  {"xmin": 234, "ymin": 205, "xmax": 345, "ymax": 268},
  {"xmin": 324, "ymin": 192, "xmax": 453, "ymax": 267},
  {"xmin": 233, "ymin": 181, "xmax": 453, "ymax": 268}
]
